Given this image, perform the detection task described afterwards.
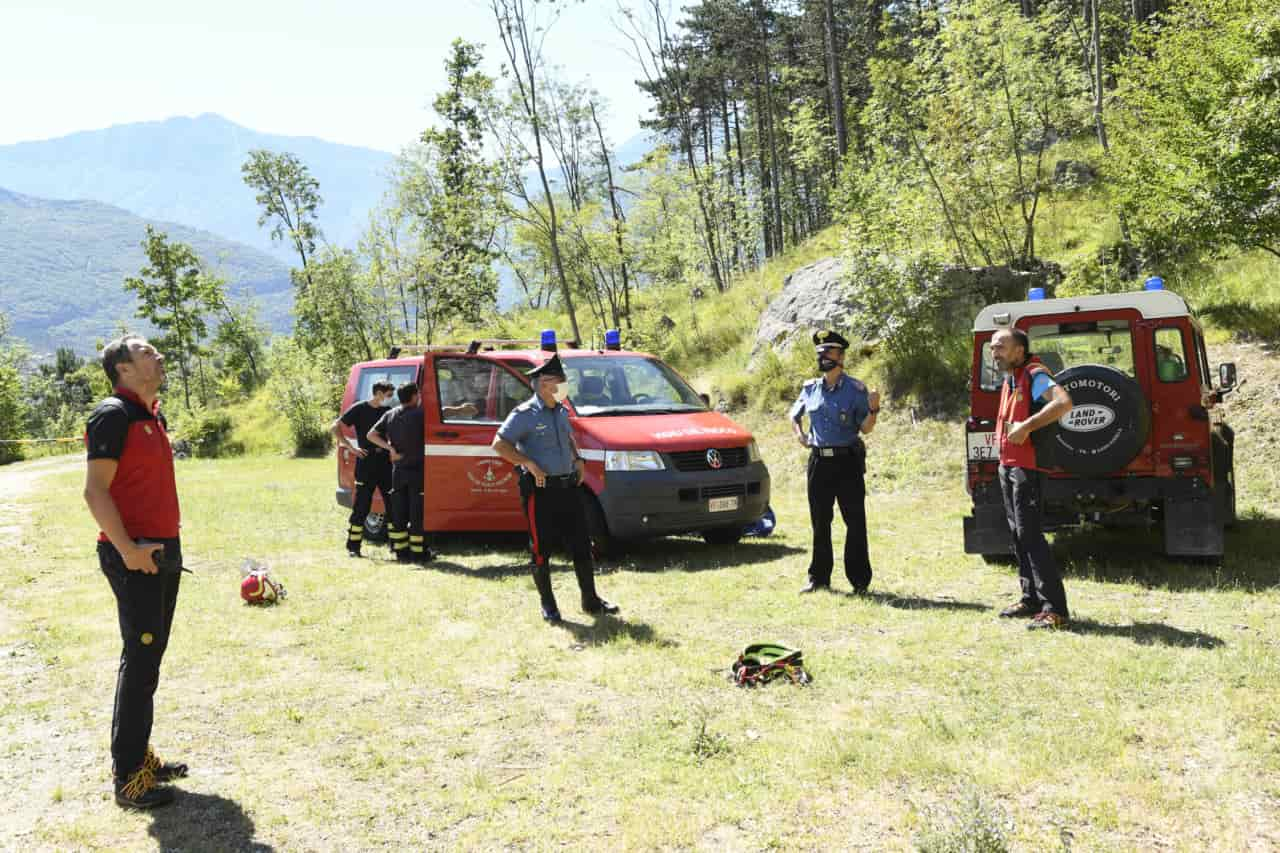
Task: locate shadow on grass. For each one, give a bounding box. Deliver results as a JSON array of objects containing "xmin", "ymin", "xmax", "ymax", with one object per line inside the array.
[
  {"xmin": 552, "ymin": 615, "xmax": 676, "ymax": 648},
  {"xmin": 1199, "ymin": 300, "xmax": 1280, "ymax": 343},
  {"xmin": 866, "ymin": 591, "xmax": 990, "ymax": 612},
  {"xmin": 149, "ymin": 791, "xmax": 273, "ymax": 852},
  {"xmin": 425, "ymin": 531, "xmax": 805, "ymax": 577},
  {"xmin": 1049, "ymin": 516, "xmax": 1280, "ymax": 592},
  {"xmin": 1068, "ymin": 619, "xmax": 1224, "ymax": 649}
]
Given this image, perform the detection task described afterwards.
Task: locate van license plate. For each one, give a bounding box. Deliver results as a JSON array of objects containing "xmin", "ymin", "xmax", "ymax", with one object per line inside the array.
[
  {"xmin": 708, "ymin": 496, "xmax": 740, "ymax": 513},
  {"xmin": 967, "ymin": 431, "xmax": 998, "ymax": 462}
]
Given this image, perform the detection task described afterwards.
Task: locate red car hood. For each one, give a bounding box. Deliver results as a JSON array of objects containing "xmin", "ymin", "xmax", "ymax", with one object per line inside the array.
[{"xmin": 571, "ymin": 411, "xmax": 753, "ymax": 451}]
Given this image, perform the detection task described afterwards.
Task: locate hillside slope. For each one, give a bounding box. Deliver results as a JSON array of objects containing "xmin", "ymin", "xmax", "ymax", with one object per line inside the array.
[
  {"xmin": 0, "ymin": 114, "xmax": 393, "ymax": 259},
  {"xmin": 0, "ymin": 187, "xmax": 292, "ymax": 352}
]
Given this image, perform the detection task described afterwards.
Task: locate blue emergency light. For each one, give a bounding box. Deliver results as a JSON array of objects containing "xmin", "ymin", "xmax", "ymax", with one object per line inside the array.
[
  {"xmin": 1028, "ymin": 287, "xmax": 1046, "ymax": 301},
  {"xmin": 1144, "ymin": 276, "xmax": 1165, "ymax": 291},
  {"xmin": 540, "ymin": 329, "xmax": 557, "ymax": 351},
  {"xmin": 604, "ymin": 329, "xmax": 621, "ymax": 350}
]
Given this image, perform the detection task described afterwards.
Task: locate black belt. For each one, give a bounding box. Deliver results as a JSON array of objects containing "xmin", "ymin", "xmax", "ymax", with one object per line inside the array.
[
  {"xmin": 811, "ymin": 445, "xmax": 861, "ymax": 457},
  {"xmin": 536, "ymin": 473, "xmax": 579, "ymax": 489}
]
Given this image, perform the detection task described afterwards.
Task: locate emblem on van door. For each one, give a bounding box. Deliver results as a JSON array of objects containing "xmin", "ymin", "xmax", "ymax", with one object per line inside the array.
[
  {"xmin": 1059, "ymin": 404, "xmax": 1116, "ymax": 433},
  {"xmin": 706, "ymin": 449, "xmax": 723, "ymax": 469}
]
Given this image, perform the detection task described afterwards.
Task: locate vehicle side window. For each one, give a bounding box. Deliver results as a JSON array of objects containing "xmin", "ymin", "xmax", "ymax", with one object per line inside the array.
[
  {"xmin": 496, "ymin": 368, "xmax": 531, "ymax": 421},
  {"xmin": 1154, "ymin": 327, "xmax": 1189, "ymax": 382},
  {"xmin": 979, "ymin": 341, "xmax": 1001, "ymax": 391},
  {"xmin": 1194, "ymin": 331, "xmax": 1211, "ymax": 387},
  {"xmin": 436, "ymin": 358, "xmax": 496, "ymax": 423},
  {"xmin": 356, "ymin": 365, "xmax": 418, "ymax": 401}
]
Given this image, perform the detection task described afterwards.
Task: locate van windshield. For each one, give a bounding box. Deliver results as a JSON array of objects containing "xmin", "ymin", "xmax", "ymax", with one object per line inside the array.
[
  {"xmin": 562, "ymin": 356, "xmax": 707, "ymax": 416},
  {"xmin": 1027, "ymin": 319, "xmax": 1136, "ymax": 377}
]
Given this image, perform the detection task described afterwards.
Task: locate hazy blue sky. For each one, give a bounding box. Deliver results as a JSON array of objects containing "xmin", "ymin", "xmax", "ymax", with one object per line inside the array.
[{"xmin": 3, "ymin": 0, "xmax": 656, "ymax": 152}]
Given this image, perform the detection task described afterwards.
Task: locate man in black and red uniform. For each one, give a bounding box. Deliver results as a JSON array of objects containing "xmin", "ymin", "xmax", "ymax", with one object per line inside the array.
[
  {"xmin": 331, "ymin": 380, "xmax": 395, "ymax": 557},
  {"xmin": 82, "ymin": 335, "xmax": 188, "ymax": 809},
  {"xmin": 368, "ymin": 383, "xmax": 432, "ymax": 564},
  {"xmin": 991, "ymin": 327, "xmax": 1075, "ymax": 630}
]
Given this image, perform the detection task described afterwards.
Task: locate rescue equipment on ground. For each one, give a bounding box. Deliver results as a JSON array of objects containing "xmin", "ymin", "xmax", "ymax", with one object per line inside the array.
[
  {"xmin": 240, "ymin": 559, "xmax": 286, "ymax": 605},
  {"xmin": 731, "ymin": 643, "xmax": 811, "ymax": 687}
]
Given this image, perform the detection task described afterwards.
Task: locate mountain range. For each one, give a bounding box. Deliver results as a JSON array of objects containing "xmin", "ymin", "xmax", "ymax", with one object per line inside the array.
[
  {"xmin": 0, "ymin": 187, "xmax": 292, "ymax": 353},
  {"xmin": 0, "ymin": 113, "xmax": 395, "ymax": 262}
]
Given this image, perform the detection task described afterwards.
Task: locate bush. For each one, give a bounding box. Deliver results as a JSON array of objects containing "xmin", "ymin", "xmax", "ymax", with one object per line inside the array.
[
  {"xmin": 0, "ymin": 363, "xmax": 26, "ymax": 465},
  {"xmin": 172, "ymin": 405, "xmax": 243, "ymax": 458},
  {"xmin": 266, "ymin": 337, "xmax": 336, "ymax": 457}
]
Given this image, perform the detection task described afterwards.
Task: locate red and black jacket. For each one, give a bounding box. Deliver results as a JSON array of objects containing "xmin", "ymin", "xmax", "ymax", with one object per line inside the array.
[
  {"xmin": 84, "ymin": 387, "xmax": 180, "ymax": 541},
  {"xmin": 996, "ymin": 357, "xmax": 1051, "ymax": 470}
]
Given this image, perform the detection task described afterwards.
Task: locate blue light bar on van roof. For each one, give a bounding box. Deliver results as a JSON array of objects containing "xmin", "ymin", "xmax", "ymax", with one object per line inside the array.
[
  {"xmin": 540, "ymin": 329, "xmax": 557, "ymax": 351},
  {"xmin": 604, "ymin": 329, "xmax": 621, "ymax": 350},
  {"xmin": 1028, "ymin": 287, "xmax": 1046, "ymax": 301},
  {"xmin": 1144, "ymin": 276, "xmax": 1165, "ymax": 291}
]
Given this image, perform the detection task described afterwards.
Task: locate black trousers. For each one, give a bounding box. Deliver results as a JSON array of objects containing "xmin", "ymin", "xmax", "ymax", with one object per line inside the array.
[
  {"xmin": 98, "ymin": 539, "xmax": 182, "ymax": 778},
  {"xmin": 389, "ymin": 464, "xmax": 426, "ymax": 559},
  {"xmin": 806, "ymin": 449, "xmax": 873, "ymax": 589},
  {"xmin": 520, "ymin": 473, "xmax": 600, "ymax": 609},
  {"xmin": 347, "ymin": 453, "xmax": 392, "ymax": 550},
  {"xmin": 998, "ymin": 465, "xmax": 1070, "ymax": 617}
]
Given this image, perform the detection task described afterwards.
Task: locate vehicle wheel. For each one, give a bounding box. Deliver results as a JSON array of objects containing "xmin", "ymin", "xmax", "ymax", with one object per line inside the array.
[
  {"xmin": 1034, "ymin": 364, "xmax": 1150, "ymax": 475},
  {"xmin": 584, "ymin": 493, "xmax": 619, "ymax": 558},
  {"xmin": 364, "ymin": 512, "xmax": 388, "ymax": 543},
  {"xmin": 1213, "ymin": 430, "xmax": 1237, "ymax": 529},
  {"xmin": 702, "ymin": 526, "xmax": 743, "ymax": 546}
]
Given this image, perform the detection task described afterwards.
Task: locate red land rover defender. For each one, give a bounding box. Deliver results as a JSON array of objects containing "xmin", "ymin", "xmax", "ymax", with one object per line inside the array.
[
  {"xmin": 335, "ymin": 332, "xmax": 771, "ymax": 552},
  {"xmin": 963, "ymin": 281, "xmax": 1238, "ymax": 559}
]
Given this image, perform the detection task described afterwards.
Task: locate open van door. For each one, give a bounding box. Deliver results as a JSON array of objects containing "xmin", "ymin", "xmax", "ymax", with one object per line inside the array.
[{"xmin": 422, "ymin": 354, "xmax": 531, "ymax": 532}]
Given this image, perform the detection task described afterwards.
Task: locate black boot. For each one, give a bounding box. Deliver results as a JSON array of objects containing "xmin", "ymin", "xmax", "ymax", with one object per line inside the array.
[
  {"xmin": 533, "ymin": 563, "xmax": 560, "ymax": 622},
  {"xmin": 114, "ymin": 767, "xmax": 175, "ymax": 810}
]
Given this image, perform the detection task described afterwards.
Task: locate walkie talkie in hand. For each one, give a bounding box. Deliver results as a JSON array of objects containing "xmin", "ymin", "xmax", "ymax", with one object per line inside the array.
[{"xmin": 135, "ymin": 539, "xmax": 191, "ymax": 574}]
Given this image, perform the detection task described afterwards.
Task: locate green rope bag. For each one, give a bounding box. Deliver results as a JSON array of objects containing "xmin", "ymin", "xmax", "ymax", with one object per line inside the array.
[{"xmin": 731, "ymin": 643, "xmax": 812, "ymax": 687}]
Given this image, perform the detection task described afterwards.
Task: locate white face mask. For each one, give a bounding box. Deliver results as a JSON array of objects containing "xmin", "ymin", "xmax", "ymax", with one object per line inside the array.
[{"xmin": 552, "ymin": 382, "xmax": 570, "ymax": 403}]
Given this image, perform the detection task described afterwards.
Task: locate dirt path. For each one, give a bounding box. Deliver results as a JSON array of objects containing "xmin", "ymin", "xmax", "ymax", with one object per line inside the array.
[{"xmin": 0, "ymin": 454, "xmax": 87, "ymax": 842}]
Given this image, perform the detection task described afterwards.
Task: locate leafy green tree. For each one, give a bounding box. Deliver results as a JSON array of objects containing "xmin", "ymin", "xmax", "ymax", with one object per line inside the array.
[
  {"xmin": 124, "ymin": 226, "xmax": 221, "ymax": 411},
  {"xmin": 0, "ymin": 312, "xmax": 27, "ymax": 464},
  {"xmin": 211, "ymin": 298, "xmax": 269, "ymax": 392},
  {"xmin": 1111, "ymin": 0, "xmax": 1280, "ymax": 265},
  {"xmin": 241, "ymin": 150, "xmax": 325, "ymax": 344}
]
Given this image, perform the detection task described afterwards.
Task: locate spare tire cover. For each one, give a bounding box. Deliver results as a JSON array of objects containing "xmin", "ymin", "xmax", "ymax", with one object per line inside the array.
[{"xmin": 1033, "ymin": 364, "xmax": 1150, "ymax": 475}]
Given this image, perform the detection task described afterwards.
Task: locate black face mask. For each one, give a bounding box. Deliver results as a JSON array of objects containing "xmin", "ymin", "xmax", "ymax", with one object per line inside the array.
[{"xmin": 818, "ymin": 355, "xmax": 840, "ymax": 373}]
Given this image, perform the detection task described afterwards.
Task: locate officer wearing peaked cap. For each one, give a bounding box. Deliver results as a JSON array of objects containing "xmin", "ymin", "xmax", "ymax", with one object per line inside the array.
[
  {"xmin": 790, "ymin": 329, "xmax": 881, "ymax": 595},
  {"xmin": 492, "ymin": 352, "xmax": 619, "ymax": 623}
]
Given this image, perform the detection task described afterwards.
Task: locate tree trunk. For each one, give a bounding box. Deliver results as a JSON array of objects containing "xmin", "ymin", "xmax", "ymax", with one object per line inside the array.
[
  {"xmin": 590, "ymin": 101, "xmax": 633, "ymax": 328},
  {"xmin": 824, "ymin": 0, "xmax": 848, "ymax": 158}
]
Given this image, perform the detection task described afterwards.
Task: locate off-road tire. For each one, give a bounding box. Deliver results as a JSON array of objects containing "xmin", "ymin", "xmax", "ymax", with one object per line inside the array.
[{"xmin": 1034, "ymin": 364, "xmax": 1150, "ymax": 475}]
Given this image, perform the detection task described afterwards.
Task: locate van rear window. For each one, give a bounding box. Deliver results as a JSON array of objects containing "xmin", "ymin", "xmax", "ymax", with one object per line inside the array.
[
  {"xmin": 1028, "ymin": 319, "xmax": 1135, "ymax": 377},
  {"xmin": 355, "ymin": 365, "xmax": 418, "ymax": 401}
]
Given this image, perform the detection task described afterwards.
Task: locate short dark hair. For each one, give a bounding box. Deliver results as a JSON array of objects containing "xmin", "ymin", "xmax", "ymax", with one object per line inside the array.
[
  {"xmin": 101, "ymin": 334, "xmax": 145, "ymax": 386},
  {"xmin": 1010, "ymin": 328, "xmax": 1032, "ymax": 356},
  {"xmin": 397, "ymin": 382, "xmax": 419, "ymax": 404},
  {"xmin": 371, "ymin": 381, "xmax": 394, "ymax": 395}
]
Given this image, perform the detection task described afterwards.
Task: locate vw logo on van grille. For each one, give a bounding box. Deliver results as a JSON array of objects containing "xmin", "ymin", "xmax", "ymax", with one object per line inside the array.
[{"xmin": 706, "ymin": 449, "xmax": 723, "ymax": 469}]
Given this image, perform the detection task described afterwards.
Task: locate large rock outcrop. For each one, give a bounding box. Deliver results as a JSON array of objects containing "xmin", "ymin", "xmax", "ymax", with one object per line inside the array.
[{"xmin": 750, "ymin": 257, "xmax": 1061, "ymax": 364}]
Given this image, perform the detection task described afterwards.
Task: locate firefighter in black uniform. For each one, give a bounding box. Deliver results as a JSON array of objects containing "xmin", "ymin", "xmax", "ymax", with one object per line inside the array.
[
  {"xmin": 368, "ymin": 383, "xmax": 432, "ymax": 564},
  {"xmin": 492, "ymin": 353, "xmax": 619, "ymax": 623},
  {"xmin": 790, "ymin": 330, "xmax": 881, "ymax": 594},
  {"xmin": 331, "ymin": 380, "xmax": 395, "ymax": 557}
]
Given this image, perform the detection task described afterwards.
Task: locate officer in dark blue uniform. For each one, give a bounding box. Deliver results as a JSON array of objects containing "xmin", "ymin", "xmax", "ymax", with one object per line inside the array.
[
  {"xmin": 492, "ymin": 353, "xmax": 619, "ymax": 623},
  {"xmin": 790, "ymin": 330, "xmax": 881, "ymax": 594}
]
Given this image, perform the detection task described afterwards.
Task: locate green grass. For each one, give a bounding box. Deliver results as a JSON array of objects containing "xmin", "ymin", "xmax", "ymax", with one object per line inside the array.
[{"xmin": 3, "ymin": 402, "xmax": 1279, "ymax": 850}]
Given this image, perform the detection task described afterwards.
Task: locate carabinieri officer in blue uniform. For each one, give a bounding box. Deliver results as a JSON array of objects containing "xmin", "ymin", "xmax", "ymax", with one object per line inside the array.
[
  {"xmin": 492, "ymin": 353, "xmax": 619, "ymax": 623},
  {"xmin": 790, "ymin": 329, "xmax": 881, "ymax": 594}
]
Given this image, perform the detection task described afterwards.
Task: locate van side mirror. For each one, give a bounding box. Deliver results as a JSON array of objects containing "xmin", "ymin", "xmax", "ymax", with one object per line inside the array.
[
  {"xmin": 1218, "ymin": 362, "xmax": 1236, "ymax": 389},
  {"xmin": 699, "ymin": 393, "xmax": 711, "ymax": 408}
]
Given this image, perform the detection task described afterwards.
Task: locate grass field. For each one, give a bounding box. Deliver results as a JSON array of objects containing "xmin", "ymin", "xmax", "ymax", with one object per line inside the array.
[{"xmin": 3, "ymin": 344, "xmax": 1280, "ymax": 851}]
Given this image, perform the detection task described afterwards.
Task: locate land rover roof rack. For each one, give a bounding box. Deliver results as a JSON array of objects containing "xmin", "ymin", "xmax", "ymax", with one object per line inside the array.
[{"xmin": 386, "ymin": 339, "xmax": 580, "ymax": 359}]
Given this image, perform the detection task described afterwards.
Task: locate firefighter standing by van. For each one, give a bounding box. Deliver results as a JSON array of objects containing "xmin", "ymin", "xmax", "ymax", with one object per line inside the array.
[
  {"xmin": 990, "ymin": 327, "xmax": 1074, "ymax": 629},
  {"xmin": 790, "ymin": 330, "xmax": 880, "ymax": 595},
  {"xmin": 492, "ymin": 353, "xmax": 619, "ymax": 623},
  {"xmin": 82, "ymin": 335, "xmax": 189, "ymax": 809},
  {"xmin": 368, "ymin": 383, "xmax": 432, "ymax": 563},
  {"xmin": 331, "ymin": 380, "xmax": 394, "ymax": 557}
]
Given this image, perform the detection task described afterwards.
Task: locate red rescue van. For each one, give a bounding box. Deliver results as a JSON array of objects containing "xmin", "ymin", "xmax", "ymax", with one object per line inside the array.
[{"xmin": 335, "ymin": 334, "xmax": 771, "ymax": 552}]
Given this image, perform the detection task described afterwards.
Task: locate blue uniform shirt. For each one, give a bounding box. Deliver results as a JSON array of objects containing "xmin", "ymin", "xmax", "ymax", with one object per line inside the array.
[
  {"xmin": 497, "ymin": 395, "xmax": 577, "ymax": 476},
  {"xmin": 789, "ymin": 373, "xmax": 871, "ymax": 447}
]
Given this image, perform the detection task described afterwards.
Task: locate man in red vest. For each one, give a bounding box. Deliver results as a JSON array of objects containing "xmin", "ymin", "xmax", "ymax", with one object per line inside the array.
[{"xmin": 991, "ymin": 328, "xmax": 1075, "ymax": 629}]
